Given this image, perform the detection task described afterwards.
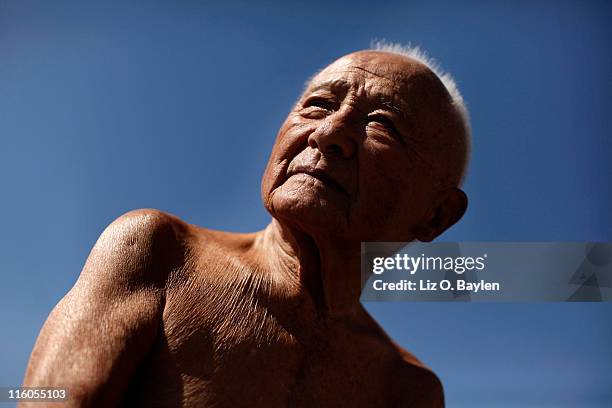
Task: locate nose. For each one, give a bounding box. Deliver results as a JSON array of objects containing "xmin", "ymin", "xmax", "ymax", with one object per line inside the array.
[{"xmin": 307, "ymin": 113, "xmax": 356, "ymax": 158}]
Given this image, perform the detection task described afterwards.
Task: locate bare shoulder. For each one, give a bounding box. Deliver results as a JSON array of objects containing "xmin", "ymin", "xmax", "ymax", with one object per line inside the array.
[
  {"xmin": 351, "ymin": 307, "xmax": 444, "ymax": 406},
  {"xmin": 21, "ymin": 209, "xmax": 192, "ymax": 404},
  {"xmin": 100, "ymin": 208, "xmax": 187, "ymax": 248},
  {"xmin": 389, "ymin": 343, "xmax": 445, "ymax": 407},
  {"xmin": 83, "ymin": 208, "xmax": 189, "ymax": 288}
]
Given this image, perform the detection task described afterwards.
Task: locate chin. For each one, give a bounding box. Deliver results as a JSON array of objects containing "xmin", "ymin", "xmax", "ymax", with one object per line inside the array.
[{"xmin": 267, "ymin": 188, "xmax": 349, "ymax": 236}]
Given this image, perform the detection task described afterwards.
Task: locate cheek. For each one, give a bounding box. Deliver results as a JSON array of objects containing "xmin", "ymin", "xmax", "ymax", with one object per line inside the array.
[
  {"xmin": 360, "ymin": 166, "xmax": 403, "ymax": 220},
  {"xmin": 359, "ymin": 141, "xmax": 407, "ymax": 195},
  {"xmin": 262, "ymin": 119, "xmax": 312, "ymax": 198},
  {"xmin": 356, "ymin": 142, "xmax": 432, "ymax": 226}
]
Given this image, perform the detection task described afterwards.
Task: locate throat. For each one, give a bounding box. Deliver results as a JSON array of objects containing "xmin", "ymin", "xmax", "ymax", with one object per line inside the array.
[
  {"xmin": 295, "ymin": 235, "xmax": 327, "ymax": 315},
  {"xmin": 257, "ymin": 220, "xmax": 362, "ymax": 319}
]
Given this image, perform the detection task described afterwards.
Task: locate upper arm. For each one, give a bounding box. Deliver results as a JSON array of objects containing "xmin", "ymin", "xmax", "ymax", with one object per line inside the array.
[{"xmin": 22, "ymin": 209, "xmax": 185, "ymax": 407}]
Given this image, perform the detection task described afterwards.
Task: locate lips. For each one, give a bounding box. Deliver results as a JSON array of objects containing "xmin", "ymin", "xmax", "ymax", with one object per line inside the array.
[{"xmin": 287, "ymin": 166, "xmax": 348, "ymax": 196}]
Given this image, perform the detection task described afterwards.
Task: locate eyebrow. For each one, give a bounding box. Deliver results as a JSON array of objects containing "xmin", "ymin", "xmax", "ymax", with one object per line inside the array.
[
  {"xmin": 305, "ymin": 79, "xmax": 351, "ymax": 94},
  {"xmin": 305, "ymin": 79, "xmax": 421, "ymax": 138},
  {"xmin": 306, "ymin": 81, "xmax": 413, "ymax": 117},
  {"xmin": 370, "ymin": 96, "xmax": 416, "ymax": 128},
  {"xmin": 378, "ymin": 98, "xmax": 403, "ymax": 115}
]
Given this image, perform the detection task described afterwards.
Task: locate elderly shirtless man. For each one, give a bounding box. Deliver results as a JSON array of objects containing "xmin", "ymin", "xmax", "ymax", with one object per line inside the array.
[{"xmin": 22, "ymin": 44, "xmax": 470, "ymax": 407}]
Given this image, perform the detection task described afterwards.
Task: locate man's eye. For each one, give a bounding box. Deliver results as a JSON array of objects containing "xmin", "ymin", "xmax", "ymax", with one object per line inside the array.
[
  {"xmin": 367, "ymin": 114, "xmax": 399, "ymax": 134},
  {"xmin": 303, "ymin": 98, "xmax": 334, "ymax": 111}
]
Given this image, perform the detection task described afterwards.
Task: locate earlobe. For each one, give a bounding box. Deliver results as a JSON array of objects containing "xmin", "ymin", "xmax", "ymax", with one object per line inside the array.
[{"xmin": 414, "ymin": 188, "xmax": 468, "ymax": 242}]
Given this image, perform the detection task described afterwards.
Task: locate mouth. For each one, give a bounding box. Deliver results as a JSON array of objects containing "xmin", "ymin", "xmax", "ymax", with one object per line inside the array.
[{"xmin": 288, "ymin": 169, "xmax": 348, "ymax": 196}]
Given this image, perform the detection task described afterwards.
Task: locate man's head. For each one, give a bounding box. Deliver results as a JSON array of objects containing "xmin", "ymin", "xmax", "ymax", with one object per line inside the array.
[{"xmin": 262, "ymin": 44, "xmax": 470, "ymax": 243}]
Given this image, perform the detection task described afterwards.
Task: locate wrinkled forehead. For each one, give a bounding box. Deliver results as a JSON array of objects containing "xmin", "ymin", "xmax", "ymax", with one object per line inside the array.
[
  {"xmin": 304, "ymin": 51, "xmax": 451, "ymax": 112},
  {"xmin": 308, "ymin": 52, "xmax": 433, "ymax": 91}
]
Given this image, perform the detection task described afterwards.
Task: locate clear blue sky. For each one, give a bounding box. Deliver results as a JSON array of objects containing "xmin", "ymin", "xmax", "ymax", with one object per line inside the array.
[{"xmin": 1, "ymin": 1, "xmax": 611, "ymax": 406}]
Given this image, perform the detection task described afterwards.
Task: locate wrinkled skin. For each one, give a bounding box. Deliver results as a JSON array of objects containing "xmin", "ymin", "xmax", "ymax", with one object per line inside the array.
[{"xmin": 21, "ymin": 51, "xmax": 467, "ymax": 407}]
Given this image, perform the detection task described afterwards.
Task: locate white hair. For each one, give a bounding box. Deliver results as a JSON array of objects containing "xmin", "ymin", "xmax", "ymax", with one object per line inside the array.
[{"xmin": 371, "ymin": 40, "xmax": 471, "ymax": 185}]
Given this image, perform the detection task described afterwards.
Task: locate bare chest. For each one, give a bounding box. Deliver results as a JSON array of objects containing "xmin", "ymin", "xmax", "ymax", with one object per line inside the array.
[{"xmin": 125, "ymin": 273, "xmax": 393, "ymax": 407}]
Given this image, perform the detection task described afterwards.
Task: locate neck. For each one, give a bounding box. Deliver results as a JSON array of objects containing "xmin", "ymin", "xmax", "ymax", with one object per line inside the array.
[{"xmin": 258, "ymin": 219, "xmax": 363, "ymax": 319}]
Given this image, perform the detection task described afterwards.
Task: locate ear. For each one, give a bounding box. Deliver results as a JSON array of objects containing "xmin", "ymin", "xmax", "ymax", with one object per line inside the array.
[{"xmin": 414, "ymin": 188, "xmax": 468, "ymax": 242}]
